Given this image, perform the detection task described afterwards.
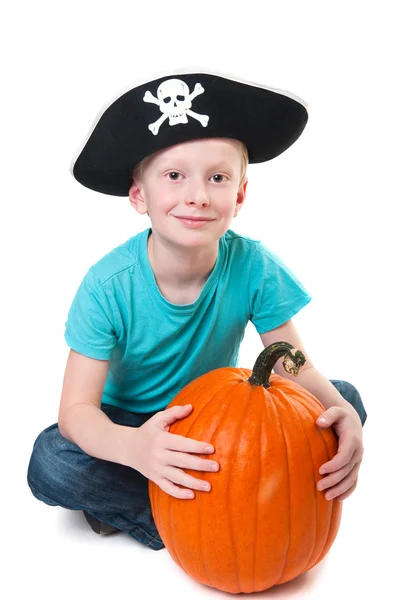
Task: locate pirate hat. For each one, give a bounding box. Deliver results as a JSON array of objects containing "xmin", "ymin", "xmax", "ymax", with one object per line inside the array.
[{"xmin": 72, "ymin": 69, "xmax": 309, "ymax": 197}]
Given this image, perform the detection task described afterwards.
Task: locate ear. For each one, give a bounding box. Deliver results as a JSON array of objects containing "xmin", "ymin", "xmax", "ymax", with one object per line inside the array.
[
  {"xmin": 233, "ymin": 178, "xmax": 248, "ymax": 218},
  {"xmin": 128, "ymin": 179, "xmax": 149, "ymax": 215}
]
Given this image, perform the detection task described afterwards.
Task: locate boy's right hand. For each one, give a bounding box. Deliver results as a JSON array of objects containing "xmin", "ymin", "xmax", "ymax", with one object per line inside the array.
[{"xmin": 131, "ymin": 404, "xmax": 219, "ymax": 500}]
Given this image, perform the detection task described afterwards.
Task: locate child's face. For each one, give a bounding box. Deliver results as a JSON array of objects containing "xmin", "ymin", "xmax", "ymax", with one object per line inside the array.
[{"xmin": 128, "ymin": 137, "xmax": 247, "ymax": 249}]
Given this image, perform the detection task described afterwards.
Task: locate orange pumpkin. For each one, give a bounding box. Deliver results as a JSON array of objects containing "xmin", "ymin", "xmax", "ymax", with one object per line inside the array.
[{"xmin": 148, "ymin": 342, "xmax": 342, "ymax": 594}]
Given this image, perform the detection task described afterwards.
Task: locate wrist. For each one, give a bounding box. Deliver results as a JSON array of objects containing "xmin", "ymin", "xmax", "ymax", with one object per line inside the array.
[{"xmin": 106, "ymin": 422, "xmax": 139, "ymax": 467}]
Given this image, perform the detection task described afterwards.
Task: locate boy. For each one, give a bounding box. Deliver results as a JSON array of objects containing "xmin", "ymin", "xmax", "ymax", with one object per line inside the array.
[{"xmin": 27, "ymin": 70, "xmax": 367, "ymax": 550}]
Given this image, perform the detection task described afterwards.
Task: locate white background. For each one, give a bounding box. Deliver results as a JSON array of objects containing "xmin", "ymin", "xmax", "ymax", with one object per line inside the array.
[{"xmin": 2, "ymin": 0, "xmax": 397, "ymax": 598}]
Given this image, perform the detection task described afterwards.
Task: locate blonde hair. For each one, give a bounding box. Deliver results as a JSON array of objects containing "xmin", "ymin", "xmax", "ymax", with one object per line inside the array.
[{"xmin": 131, "ymin": 138, "xmax": 249, "ymax": 190}]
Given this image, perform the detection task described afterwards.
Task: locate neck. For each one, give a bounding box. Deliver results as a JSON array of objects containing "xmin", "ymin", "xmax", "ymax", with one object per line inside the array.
[{"xmin": 147, "ymin": 230, "xmax": 218, "ymax": 288}]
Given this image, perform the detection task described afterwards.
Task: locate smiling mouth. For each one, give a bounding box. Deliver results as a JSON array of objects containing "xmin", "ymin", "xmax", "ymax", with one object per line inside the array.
[{"xmin": 175, "ymin": 217, "xmax": 214, "ymax": 221}]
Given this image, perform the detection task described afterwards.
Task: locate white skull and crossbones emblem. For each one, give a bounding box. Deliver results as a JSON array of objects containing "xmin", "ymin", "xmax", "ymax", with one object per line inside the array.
[{"xmin": 143, "ymin": 78, "xmax": 210, "ymax": 135}]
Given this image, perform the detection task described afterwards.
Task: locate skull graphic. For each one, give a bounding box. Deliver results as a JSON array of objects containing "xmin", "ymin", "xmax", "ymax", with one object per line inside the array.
[
  {"xmin": 158, "ymin": 79, "xmax": 192, "ymax": 124},
  {"xmin": 143, "ymin": 78, "xmax": 210, "ymax": 135}
]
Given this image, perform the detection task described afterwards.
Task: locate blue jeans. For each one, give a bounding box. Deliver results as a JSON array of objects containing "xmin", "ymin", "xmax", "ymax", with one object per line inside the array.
[{"xmin": 27, "ymin": 380, "xmax": 367, "ymax": 551}]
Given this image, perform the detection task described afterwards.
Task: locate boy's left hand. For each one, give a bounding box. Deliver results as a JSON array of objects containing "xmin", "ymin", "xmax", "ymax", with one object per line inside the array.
[{"xmin": 316, "ymin": 406, "xmax": 364, "ymax": 502}]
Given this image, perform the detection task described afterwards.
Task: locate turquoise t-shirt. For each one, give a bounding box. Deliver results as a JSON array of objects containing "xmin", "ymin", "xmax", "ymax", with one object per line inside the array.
[{"xmin": 64, "ymin": 227, "xmax": 311, "ymax": 413}]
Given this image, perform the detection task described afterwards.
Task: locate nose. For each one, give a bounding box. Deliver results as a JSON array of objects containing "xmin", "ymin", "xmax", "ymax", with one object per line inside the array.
[{"xmin": 186, "ymin": 181, "xmax": 210, "ymax": 206}]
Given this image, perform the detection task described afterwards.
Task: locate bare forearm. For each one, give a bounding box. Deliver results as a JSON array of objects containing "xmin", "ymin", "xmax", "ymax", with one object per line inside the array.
[
  {"xmin": 58, "ymin": 403, "xmax": 136, "ymax": 467},
  {"xmin": 290, "ymin": 367, "xmax": 358, "ymax": 417}
]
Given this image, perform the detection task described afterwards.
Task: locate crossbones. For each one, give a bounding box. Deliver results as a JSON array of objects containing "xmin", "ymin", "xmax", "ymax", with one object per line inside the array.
[{"xmin": 143, "ymin": 78, "xmax": 210, "ymax": 135}]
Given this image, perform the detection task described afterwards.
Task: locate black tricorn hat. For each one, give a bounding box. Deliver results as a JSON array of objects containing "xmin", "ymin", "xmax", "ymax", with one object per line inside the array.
[{"xmin": 71, "ymin": 70, "xmax": 309, "ymax": 197}]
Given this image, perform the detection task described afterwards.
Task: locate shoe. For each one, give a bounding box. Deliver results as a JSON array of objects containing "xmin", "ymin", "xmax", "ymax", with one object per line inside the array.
[{"xmin": 83, "ymin": 510, "xmax": 121, "ymax": 535}]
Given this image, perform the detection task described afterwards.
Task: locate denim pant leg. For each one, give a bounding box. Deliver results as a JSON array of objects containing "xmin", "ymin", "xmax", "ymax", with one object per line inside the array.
[
  {"xmin": 27, "ymin": 404, "xmax": 165, "ymax": 551},
  {"xmin": 329, "ymin": 379, "xmax": 367, "ymax": 426}
]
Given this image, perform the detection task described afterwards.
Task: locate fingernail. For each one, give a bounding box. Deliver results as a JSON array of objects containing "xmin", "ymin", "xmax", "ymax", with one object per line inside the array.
[{"xmin": 318, "ymin": 417, "xmax": 327, "ymax": 422}]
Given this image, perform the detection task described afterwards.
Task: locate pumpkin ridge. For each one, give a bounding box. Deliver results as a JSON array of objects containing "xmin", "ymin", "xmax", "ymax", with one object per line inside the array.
[
  {"xmin": 167, "ymin": 375, "xmax": 223, "ymax": 573},
  {"xmin": 209, "ymin": 379, "xmax": 255, "ymax": 591},
  {"xmin": 285, "ymin": 390, "xmax": 319, "ymax": 574},
  {"xmin": 162, "ymin": 376, "xmax": 212, "ymax": 571},
  {"xmin": 226, "ymin": 381, "xmax": 256, "ymax": 592},
  {"xmin": 253, "ymin": 388, "xmax": 266, "ymax": 589},
  {"xmin": 197, "ymin": 380, "xmax": 241, "ymax": 589},
  {"xmin": 271, "ymin": 385, "xmax": 338, "ymax": 574},
  {"xmin": 189, "ymin": 379, "xmax": 257, "ymax": 591},
  {"xmin": 272, "ymin": 376, "xmax": 326, "ymax": 414},
  {"xmin": 308, "ymin": 420, "xmax": 340, "ymax": 569},
  {"xmin": 168, "ymin": 370, "xmax": 218, "ymax": 407},
  {"xmin": 270, "ymin": 386, "xmax": 291, "ymax": 585},
  {"xmin": 313, "ymin": 492, "xmax": 342, "ymax": 567},
  {"xmin": 293, "ymin": 396, "xmax": 333, "ymax": 571},
  {"xmin": 269, "ymin": 385, "xmax": 327, "ymax": 583},
  {"xmin": 213, "ymin": 382, "xmax": 250, "ymax": 590},
  {"xmin": 170, "ymin": 378, "xmax": 240, "ymax": 584}
]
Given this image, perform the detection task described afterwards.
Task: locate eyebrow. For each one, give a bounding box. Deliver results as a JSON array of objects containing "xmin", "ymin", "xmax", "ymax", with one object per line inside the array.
[{"xmin": 158, "ymin": 159, "xmax": 236, "ymax": 170}]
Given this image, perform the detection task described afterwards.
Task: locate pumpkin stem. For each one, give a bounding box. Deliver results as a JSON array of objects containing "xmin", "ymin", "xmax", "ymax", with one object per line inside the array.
[{"xmin": 247, "ymin": 341, "xmax": 306, "ymax": 389}]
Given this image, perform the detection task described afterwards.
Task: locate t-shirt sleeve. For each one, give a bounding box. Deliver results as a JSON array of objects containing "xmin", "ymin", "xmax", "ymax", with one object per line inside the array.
[
  {"xmin": 64, "ymin": 269, "xmax": 118, "ymax": 360},
  {"xmin": 248, "ymin": 241, "xmax": 312, "ymax": 334}
]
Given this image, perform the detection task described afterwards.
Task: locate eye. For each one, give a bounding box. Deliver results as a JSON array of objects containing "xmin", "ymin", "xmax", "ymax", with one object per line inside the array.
[
  {"xmin": 167, "ymin": 171, "xmax": 181, "ymax": 180},
  {"xmin": 211, "ymin": 174, "xmax": 227, "ymax": 183}
]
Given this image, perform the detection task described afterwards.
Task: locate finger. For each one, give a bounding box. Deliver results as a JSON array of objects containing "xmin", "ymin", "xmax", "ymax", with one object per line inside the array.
[
  {"xmin": 323, "ymin": 464, "xmax": 361, "ymax": 500},
  {"xmin": 326, "ymin": 477, "xmax": 358, "ymax": 501},
  {"xmin": 336, "ymin": 480, "xmax": 358, "ymax": 502},
  {"xmin": 158, "ymin": 405, "xmax": 192, "ymax": 430},
  {"xmin": 319, "ymin": 432, "xmax": 356, "ymax": 474},
  {"xmin": 164, "ymin": 448, "xmax": 218, "ymax": 472},
  {"xmin": 158, "ymin": 477, "xmax": 196, "ymax": 500},
  {"xmin": 164, "ymin": 431, "xmax": 214, "ymax": 455},
  {"xmin": 316, "ymin": 406, "xmax": 346, "ymax": 426},
  {"xmin": 164, "ymin": 404, "xmax": 192, "ymax": 421},
  {"xmin": 318, "ymin": 452, "xmax": 359, "ymax": 490},
  {"xmin": 164, "ymin": 465, "xmax": 212, "ymax": 492}
]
